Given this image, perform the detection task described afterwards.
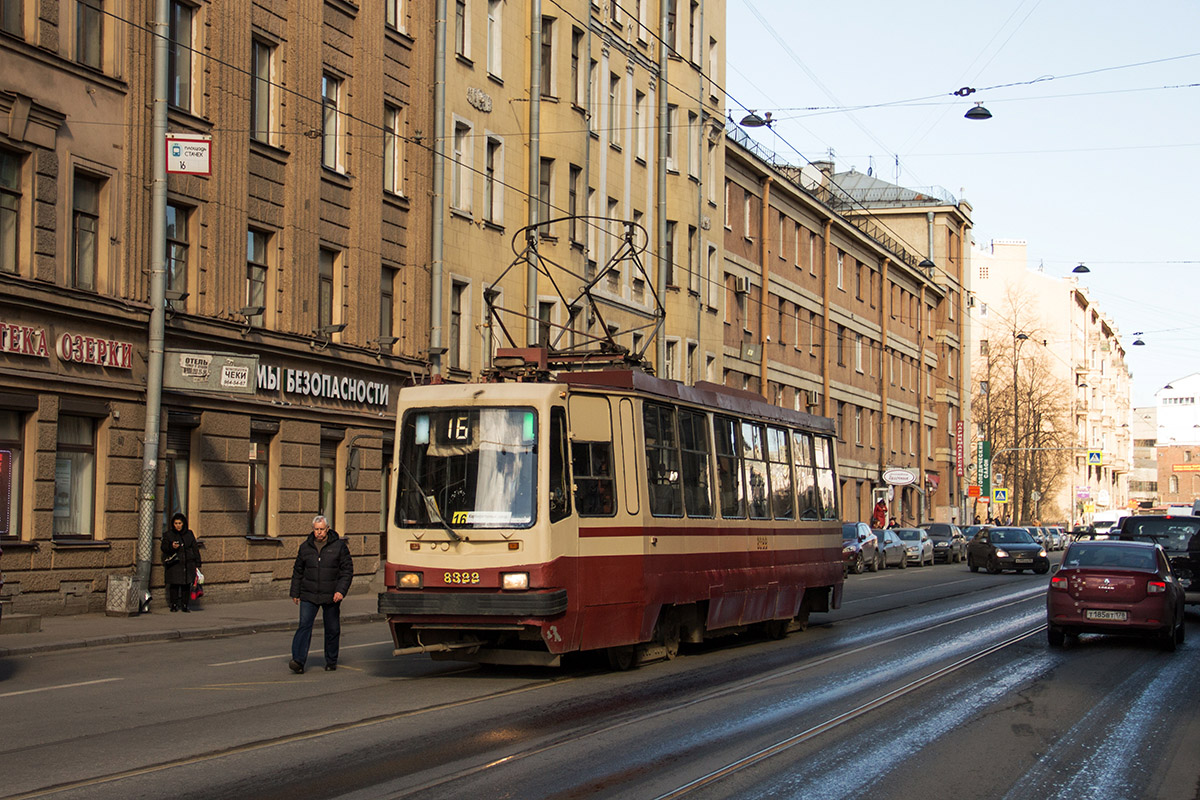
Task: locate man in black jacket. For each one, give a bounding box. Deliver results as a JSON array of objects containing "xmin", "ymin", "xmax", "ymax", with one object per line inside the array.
[{"xmin": 289, "ymin": 515, "xmax": 353, "ymax": 674}]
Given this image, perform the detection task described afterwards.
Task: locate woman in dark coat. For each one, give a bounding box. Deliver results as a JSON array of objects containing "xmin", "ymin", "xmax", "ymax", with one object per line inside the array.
[{"xmin": 162, "ymin": 512, "xmax": 201, "ymax": 612}]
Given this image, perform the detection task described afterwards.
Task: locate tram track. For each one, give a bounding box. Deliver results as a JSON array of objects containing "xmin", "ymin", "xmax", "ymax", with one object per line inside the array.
[{"xmin": 7, "ymin": 584, "xmax": 1047, "ymax": 800}]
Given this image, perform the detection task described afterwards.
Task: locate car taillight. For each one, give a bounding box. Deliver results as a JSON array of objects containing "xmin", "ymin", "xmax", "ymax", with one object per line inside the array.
[
  {"xmin": 1147, "ymin": 580, "xmax": 1167, "ymax": 594},
  {"xmin": 1050, "ymin": 575, "xmax": 1069, "ymax": 591}
]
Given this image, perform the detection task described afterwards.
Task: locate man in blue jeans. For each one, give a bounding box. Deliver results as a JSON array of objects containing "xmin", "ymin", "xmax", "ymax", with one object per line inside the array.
[{"xmin": 289, "ymin": 515, "xmax": 353, "ymax": 674}]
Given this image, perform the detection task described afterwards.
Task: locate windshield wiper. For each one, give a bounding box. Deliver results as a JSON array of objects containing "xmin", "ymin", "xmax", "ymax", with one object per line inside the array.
[{"xmin": 398, "ymin": 461, "xmax": 462, "ymax": 542}]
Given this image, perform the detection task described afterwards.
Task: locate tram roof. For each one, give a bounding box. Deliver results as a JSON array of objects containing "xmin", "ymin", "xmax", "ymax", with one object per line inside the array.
[{"xmin": 557, "ymin": 369, "xmax": 835, "ymax": 434}]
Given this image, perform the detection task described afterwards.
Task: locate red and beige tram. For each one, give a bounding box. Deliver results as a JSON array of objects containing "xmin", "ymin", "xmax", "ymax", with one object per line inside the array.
[{"xmin": 379, "ymin": 365, "xmax": 843, "ymax": 667}]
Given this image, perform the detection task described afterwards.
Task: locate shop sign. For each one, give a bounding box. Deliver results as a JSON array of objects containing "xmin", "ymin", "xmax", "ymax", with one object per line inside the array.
[
  {"xmin": 56, "ymin": 332, "xmax": 133, "ymax": 369},
  {"xmin": 882, "ymin": 467, "xmax": 916, "ymax": 486},
  {"xmin": 0, "ymin": 322, "xmax": 50, "ymax": 358},
  {"xmin": 256, "ymin": 364, "xmax": 390, "ymax": 408},
  {"xmin": 164, "ymin": 350, "xmax": 258, "ymax": 395}
]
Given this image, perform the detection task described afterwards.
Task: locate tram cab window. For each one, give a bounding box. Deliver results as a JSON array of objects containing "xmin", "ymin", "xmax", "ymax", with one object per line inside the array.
[
  {"xmin": 644, "ymin": 403, "xmax": 683, "ymax": 517},
  {"xmin": 549, "ymin": 408, "xmax": 571, "ymax": 522},
  {"xmin": 572, "ymin": 441, "xmax": 615, "ymax": 516}
]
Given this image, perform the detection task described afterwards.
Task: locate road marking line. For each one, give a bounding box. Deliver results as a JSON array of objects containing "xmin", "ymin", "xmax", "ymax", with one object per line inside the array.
[
  {"xmin": 0, "ymin": 677, "xmax": 123, "ymax": 699},
  {"xmin": 208, "ymin": 640, "xmax": 390, "ymax": 667}
]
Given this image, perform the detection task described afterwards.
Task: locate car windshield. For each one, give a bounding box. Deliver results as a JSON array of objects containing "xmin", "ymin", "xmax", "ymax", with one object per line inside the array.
[
  {"xmin": 895, "ymin": 528, "xmax": 922, "ymax": 541},
  {"xmin": 1119, "ymin": 518, "xmax": 1200, "ymax": 552},
  {"xmin": 924, "ymin": 528, "xmax": 949, "ymax": 539},
  {"xmin": 1064, "ymin": 544, "xmax": 1157, "ymax": 571},
  {"xmin": 841, "ymin": 523, "xmax": 859, "ymax": 540},
  {"xmin": 990, "ymin": 528, "xmax": 1034, "ymax": 544},
  {"xmin": 395, "ymin": 407, "xmax": 538, "ymax": 529}
]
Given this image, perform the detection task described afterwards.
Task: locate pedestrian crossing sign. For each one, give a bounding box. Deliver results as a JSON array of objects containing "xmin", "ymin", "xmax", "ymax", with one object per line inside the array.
[
  {"xmin": 1087, "ymin": 450, "xmax": 1103, "ymax": 465},
  {"xmin": 993, "ymin": 488, "xmax": 1008, "ymax": 503}
]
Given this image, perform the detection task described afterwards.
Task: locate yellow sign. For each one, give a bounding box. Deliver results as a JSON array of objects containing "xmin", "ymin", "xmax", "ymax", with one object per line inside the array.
[
  {"xmin": 993, "ymin": 488, "xmax": 1009, "ymax": 504},
  {"xmin": 1172, "ymin": 464, "xmax": 1200, "ymax": 472}
]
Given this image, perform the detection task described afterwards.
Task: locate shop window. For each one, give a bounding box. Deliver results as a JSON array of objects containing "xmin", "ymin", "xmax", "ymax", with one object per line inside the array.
[
  {"xmin": 163, "ymin": 412, "xmax": 197, "ymax": 529},
  {"xmin": 248, "ymin": 420, "xmax": 277, "ymax": 536},
  {"xmin": 53, "ymin": 415, "xmax": 96, "ymax": 538},
  {"xmin": 320, "ymin": 430, "xmax": 342, "ymax": 525},
  {"xmin": 0, "ymin": 411, "xmax": 24, "ymax": 538}
]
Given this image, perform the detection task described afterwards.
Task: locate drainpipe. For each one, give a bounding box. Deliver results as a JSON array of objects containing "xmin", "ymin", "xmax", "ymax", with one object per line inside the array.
[
  {"xmin": 820, "ymin": 218, "xmax": 832, "ymax": 417},
  {"xmin": 134, "ymin": 0, "xmax": 170, "ymax": 610},
  {"xmin": 655, "ymin": 0, "xmax": 669, "ymax": 371},
  {"xmin": 429, "ymin": 0, "xmax": 447, "ymax": 376},
  {"xmin": 527, "ymin": 4, "xmax": 543, "ymax": 346}
]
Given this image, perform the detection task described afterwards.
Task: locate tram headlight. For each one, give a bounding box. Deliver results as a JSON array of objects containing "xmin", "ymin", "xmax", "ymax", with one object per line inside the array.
[
  {"xmin": 501, "ymin": 572, "xmax": 529, "ymax": 591},
  {"xmin": 396, "ymin": 571, "xmax": 423, "ymax": 589}
]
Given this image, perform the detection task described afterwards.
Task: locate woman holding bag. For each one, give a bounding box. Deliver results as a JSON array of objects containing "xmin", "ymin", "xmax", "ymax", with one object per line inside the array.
[{"xmin": 162, "ymin": 512, "xmax": 201, "ymax": 612}]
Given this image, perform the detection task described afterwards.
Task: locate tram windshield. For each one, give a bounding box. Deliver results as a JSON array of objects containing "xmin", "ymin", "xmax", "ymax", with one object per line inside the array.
[{"xmin": 396, "ymin": 407, "xmax": 537, "ymax": 529}]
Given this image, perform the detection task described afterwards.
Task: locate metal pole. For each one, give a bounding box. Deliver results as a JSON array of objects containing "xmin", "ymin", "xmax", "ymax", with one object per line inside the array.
[
  {"xmin": 1012, "ymin": 333, "xmax": 1020, "ymax": 524},
  {"xmin": 429, "ymin": 0, "xmax": 447, "ymax": 376},
  {"xmin": 655, "ymin": 0, "xmax": 669, "ymax": 371},
  {"xmin": 135, "ymin": 0, "xmax": 170, "ymax": 609},
  {"xmin": 526, "ymin": 2, "xmax": 542, "ymax": 347}
]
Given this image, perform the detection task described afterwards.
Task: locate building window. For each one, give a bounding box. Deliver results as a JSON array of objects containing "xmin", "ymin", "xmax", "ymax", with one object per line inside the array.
[
  {"xmin": 251, "ymin": 38, "xmax": 273, "ymax": 143},
  {"xmin": 540, "ymin": 17, "xmax": 554, "ymax": 96},
  {"xmin": 666, "ymin": 104, "xmax": 678, "ymax": 170},
  {"xmin": 664, "ymin": 220, "xmax": 676, "ymax": 286},
  {"xmin": 687, "ymin": 225, "xmax": 698, "ymax": 293},
  {"xmin": 385, "ymin": 0, "xmax": 403, "ymax": 31},
  {"xmin": 53, "ymin": 415, "xmax": 96, "ymax": 538},
  {"xmin": 571, "ymin": 28, "xmax": 584, "ymax": 106},
  {"xmin": 77, "ymin": 0, "xmax": 103, "ymax": 69},
  {"xmin": 665, "ymin": 0, "xmax": 677, "ymax": 52},
  {"xmin": 0, "ymin": 411, "xmax": 24, "ymax": 539},
  {"xmin": 608, "ymin": 72, "xmax": 621, "ymax": 147},
  {"xmin": 318, "ymin": 248, "xmax": 337, "ymax": 330},
  {"xmin": 665, "ymin": 340, "xmax": 677, "ymax": 380},
  {"xmin": 454, "ymin": 0, "xmax": 467, "ymax": 57},
  {"xmin": 687, "ymin": 111, "xmax": 699, "ymax": 177},
  {"xmin": 0, "ymin": 150, "xmax": 20, "ymax": 274},
  {"xmin": 449, "ymin": 280, "xmax": 466, "ymax": 369},
  {"xmin": 568, "ymin": 164, "xmax": 581, "ymax": 243},
  {"xmin": 483, "ymin": 136, "xmax": 501, "ymax": 223},
  {"xmin": 855, "ymin": 333, "xmax": 863, "ymax": 373},
  {"xmin": 321, "ymin": 73, "xmax": 341, "ymax": 170},
  {"xmin": 246, "ymin": 229, "xmax": 269, "ymax": 328},
  {"xmin": 71, "ymin": 173, "xmax": 101, "ymax": 291},
  {"xmin": 2, "ymin": 0, "xmax": 23, "ymax": 36},
  {"xmin": 538, "ymin": 300, "xmax": 555, "ymax": 347},
  {"xmin": 248, "ymin": 423, "xmax": 275, "ymax": 536},
  {"xmin": 486, "ymin": 0, "xmax": 502, "ymax": 77},
  {"xmin": 380, "ymin": 266, "xmax": 396, "ymax": 346},
  {"xmin": 168, "ymin": 0, "xmax": 193, "ymax": 109},
  {"xmin": 836, "ymin": 250, "xmax": 844, "ymax": 289},
  {"xmin": 587, "ymin": 58, "xmax": 598, "ymax": 133},
  {"xmin": 538, "ymin": 157, "xmax": 552, "ymax": 234},
  {"xmin": 634, "ymin": 90, "xmax": 646, "ymax": 161},
  {"xmin": 384, "ymin": 103, "xmax": 404, "ymax": 195},
  {"xmin": 163, "ymin": 414, "xmax": 193, "ymax": 529},
  {"xmin": 165, "ymin": 203, "xmax": 189, "ymax": 309},
  {"xmin": 451, "ymin": 120, "xmax": 471, "ymax": 211}
]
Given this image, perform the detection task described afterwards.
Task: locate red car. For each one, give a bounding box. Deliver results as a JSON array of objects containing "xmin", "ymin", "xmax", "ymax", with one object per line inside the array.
[{"xmin": 1047, "ymin": 540, "xmax": 1186, "ymax": 651}]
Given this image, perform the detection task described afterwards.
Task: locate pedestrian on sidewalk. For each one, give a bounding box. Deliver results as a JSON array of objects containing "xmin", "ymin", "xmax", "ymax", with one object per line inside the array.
[
  {"xmin": 288, "ymin": 515, "xmax": 353, "ymax": 674},
  {"xmin": 161, "ymin": 512, "xmax": 201, "ymax": 612}
]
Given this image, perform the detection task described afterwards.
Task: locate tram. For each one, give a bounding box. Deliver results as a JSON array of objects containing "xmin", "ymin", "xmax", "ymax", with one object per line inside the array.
[{"xmin": 378, "ymin": 349, "xmax": 844, "ymax": 668}]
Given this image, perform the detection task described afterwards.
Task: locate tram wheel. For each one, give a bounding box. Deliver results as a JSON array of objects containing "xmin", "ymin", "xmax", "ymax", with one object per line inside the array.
[
  {"xmin": 658, "ymin": 610, "xmax": 682, "ymax": 659},
  {"xmin": 606, "ymin": 645, "xmax": 637, "ymax": 671}
]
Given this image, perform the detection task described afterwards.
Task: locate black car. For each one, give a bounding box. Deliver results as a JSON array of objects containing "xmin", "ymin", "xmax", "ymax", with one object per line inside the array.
[
  {"xmin": 1115, "ymin": 514, "xmax": 1200, "ymax": 605},
  {"xmin": 842, "ymin": 522, "xmax": 880, "ymax": 574},
  {"xmin": 923, "ymin": 523, "xmax": 967, "ymax": 564},
  {"xmin": 966, "ymin": 526, "xmax": 1050, "ymax": 574}
]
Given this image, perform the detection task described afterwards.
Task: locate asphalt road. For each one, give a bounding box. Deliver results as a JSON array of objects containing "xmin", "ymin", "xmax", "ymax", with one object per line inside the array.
[{"xmin": 2, "ymin": 558, "xmax": 1198, "ymax": 800}]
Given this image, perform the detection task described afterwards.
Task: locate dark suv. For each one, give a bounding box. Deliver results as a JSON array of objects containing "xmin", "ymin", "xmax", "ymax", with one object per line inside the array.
[
  {"xmin": 1115, "ymin": 514, "xmax": 1200, "ymax": 605},
  {"xmin": 923, "ymin": 523, "xmax": 967, "ymax": 564}
]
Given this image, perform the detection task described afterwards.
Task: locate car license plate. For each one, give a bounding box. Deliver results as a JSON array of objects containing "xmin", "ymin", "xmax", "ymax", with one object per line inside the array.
[
  {"xmin": 1015, "ymin": 558, "xmax": 1033, "ymax": 564},
  {"xmin": 1085, "ymin": 609, "xmax": 1128, "ymax": 621}
]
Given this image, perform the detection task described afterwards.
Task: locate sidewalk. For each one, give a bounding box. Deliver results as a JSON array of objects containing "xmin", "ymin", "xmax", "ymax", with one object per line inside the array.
[{"xmin": 0, "ymin": 593, "xmax": 384, "ymax": 658}]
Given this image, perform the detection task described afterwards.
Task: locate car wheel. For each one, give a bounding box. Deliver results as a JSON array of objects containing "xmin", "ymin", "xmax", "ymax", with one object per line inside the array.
[
  {"xmin": 986, "ymin": 558, "xmax": 1001, "ymax": 575},
  {"xmin": 853, "ymin": 554, "xmax": 864, "ymax": 575},
  {"xmin": 1034, "ymin": 563, "xmax": 1049, "ymax": 575},
  {"xmin": 1161, "ymin": 626, "xmax": 1178, "ymax": 652},
  {"xmin": 1047, "ymin": 626, "xmax": 1065, "ymax": 647},
  {"xmin": 898, "ymin": 555, "xmax": 907, "ymax": 569},
  {"xmin": 1178, "ymin": 618, "xmax": 1186, "ymax": 645},
  {"xmin": 868, "ymin": 551, "xmax": 879, "ymax": 573}
]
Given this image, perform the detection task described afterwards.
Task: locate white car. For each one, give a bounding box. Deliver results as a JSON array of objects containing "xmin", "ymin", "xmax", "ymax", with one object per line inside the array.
[{"xmin": 894, "ymin": 527, "xmax": 935, "ymax": 567}]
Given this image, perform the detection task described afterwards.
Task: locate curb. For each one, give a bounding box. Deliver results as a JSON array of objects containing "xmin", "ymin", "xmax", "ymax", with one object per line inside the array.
[{"xmin": 0, "ymin": 613, "xmax": 384, "ymax": 658}]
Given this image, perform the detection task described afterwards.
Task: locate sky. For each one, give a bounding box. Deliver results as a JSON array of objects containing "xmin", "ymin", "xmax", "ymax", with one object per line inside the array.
[{"xmin": 723, "ymin": 0, "xmax": 1200, "ymax": 407}]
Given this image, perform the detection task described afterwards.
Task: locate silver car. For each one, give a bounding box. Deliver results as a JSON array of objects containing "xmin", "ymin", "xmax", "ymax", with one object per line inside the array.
[{"xmin": 894, "ymin": 527, "xmax": 935, "ymax": 567}]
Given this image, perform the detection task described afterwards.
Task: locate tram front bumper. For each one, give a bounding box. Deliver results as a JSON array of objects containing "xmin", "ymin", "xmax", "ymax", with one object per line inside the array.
[{"xmin": 378, "ymin": 589, "xmax": 568, "ymax": 617}]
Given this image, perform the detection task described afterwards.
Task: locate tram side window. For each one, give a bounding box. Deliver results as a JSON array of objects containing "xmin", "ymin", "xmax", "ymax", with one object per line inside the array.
[
  {"xmin": 814, "ymin": 435, "xmax": 839, "ymax": 520},
  {"xmin": 572, "ymin": 441, "xmax": 615, "ymax": 516},
  {"xmin": 678, "ymin": 409, "xmax": 713, "ymax": 517},
  {"xmin": 643, "ymin": 403, "xmax": 683, "ymax": 517},
  {"xmin": 792, "ymin": 430, "xmax": 820, "ymax": 520},
  {"xmin": 767, "ymin": 426, "xmax": 794, "ymax": 520},
  {"xmin": 741, "ymin": 422, "xmax": 770, "ymax": 519},
  {"xmin": 714, "ymin": 415, "xmax": 745, "ymax": 518}
]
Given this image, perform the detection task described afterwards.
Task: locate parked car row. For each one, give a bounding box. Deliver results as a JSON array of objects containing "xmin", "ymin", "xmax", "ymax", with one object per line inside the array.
[{"xmin": 842, "ymin": 522, "xmax": 960, "ymax": 574}]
